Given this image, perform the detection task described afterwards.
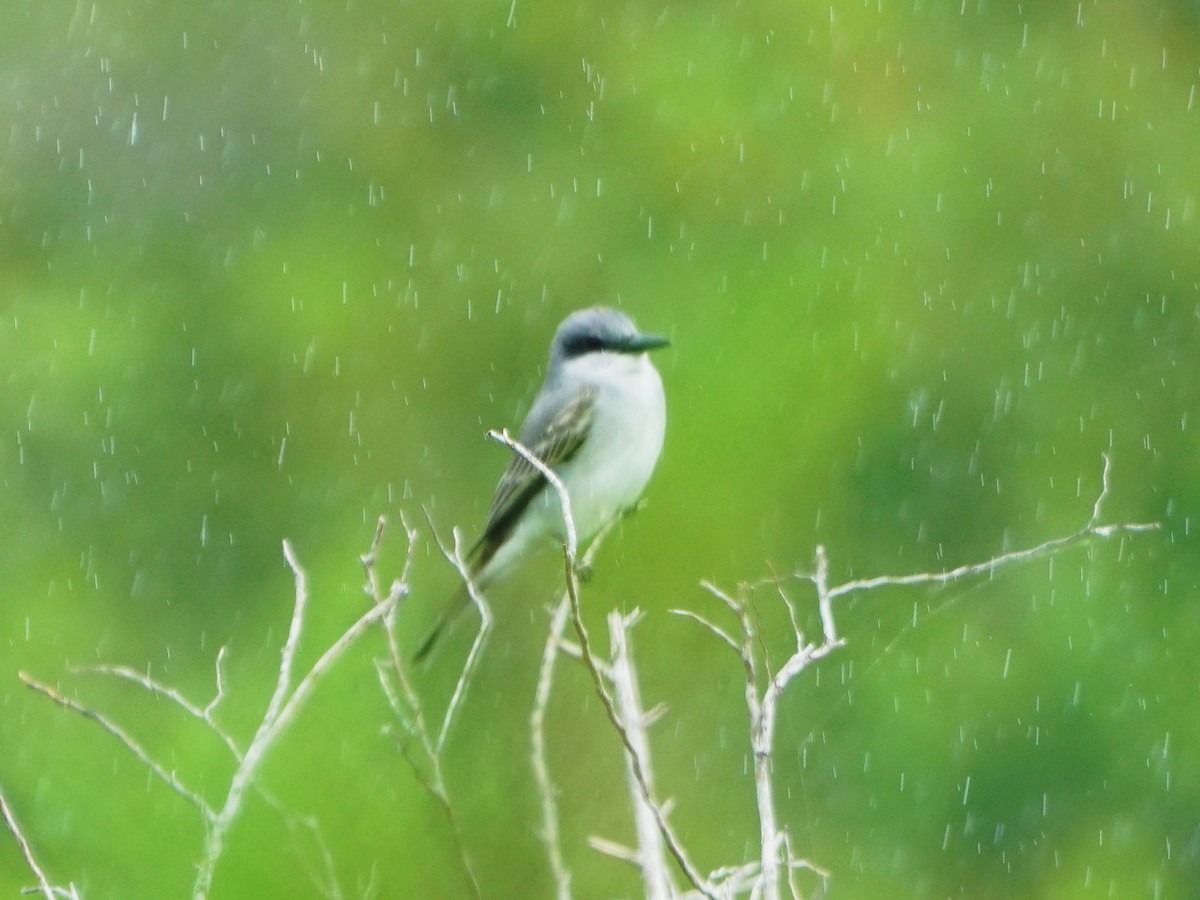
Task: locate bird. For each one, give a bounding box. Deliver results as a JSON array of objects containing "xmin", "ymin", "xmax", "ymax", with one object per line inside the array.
[{"xmin": 414, "ymin": 306, "xmax": 670, "ymax": 661}]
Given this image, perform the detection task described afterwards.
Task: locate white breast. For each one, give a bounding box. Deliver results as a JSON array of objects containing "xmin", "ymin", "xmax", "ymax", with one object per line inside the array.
[{"xmin": 548, "ymin": 351, "xmax": 666, "ymax": 542}]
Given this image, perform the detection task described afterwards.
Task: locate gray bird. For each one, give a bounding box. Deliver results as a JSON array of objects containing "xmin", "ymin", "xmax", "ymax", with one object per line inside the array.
[{"xmin": 415, "ymin": 306, "xmax": 670, "ymax": 661}]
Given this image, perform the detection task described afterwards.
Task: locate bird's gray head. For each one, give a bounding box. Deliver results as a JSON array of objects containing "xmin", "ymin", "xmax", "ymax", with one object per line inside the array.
[{"xmin": 549, "ymin": 306, "xmax": 670, "ymax": 366}]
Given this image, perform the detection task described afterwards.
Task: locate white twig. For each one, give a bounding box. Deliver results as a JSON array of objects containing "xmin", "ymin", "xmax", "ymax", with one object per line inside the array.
[
  {"xmin": 684, "ymin": 453, "xmax": 1158, "ymax": 899},
  {"xmin": 608, "ymin": 610, "xmax": 675, "ymax": 900},
  {"xmin": 564, "ymin": 547, "xmax": 713, "ymax": 896},
  {"xmin": 368, "ymin": 514, "xmax": 483, "ymax": 899},
  {"xmin": 488, "ymin": 428, "xmax": 578, "ymax": 558},
  {"xmin": 70, "ymin": 661, "xmax": 242, "ymax": 761},
  {"xmin": 267, "ymin": 540, "xmax": 310, "ymax": 726},
  {"xmin": 18, "ymin": 672, "xmax": 216, "ymax": 823},
  {"xmin": 782, "ymin": 832, "xmax": 830, "ymax": 899},
  {"xmin": 25, "ymin": 634, "xmax": 348, "ymax": 899},
  {"xmin": 669, "ymin": 608, "xmax": 740, "ymax": 656},
  {"xmin": 817, "ymin": 456, "xmax": 1156, "ymax": 603},
  {"xmin": 813, "ymin": 545, "xmax": 836, "ymax": 645},
  {"xmin": 275, "ymin": 807, "xmax": 347, "ymax": 900},
  {"xmin": 491, "ymin": 430, "xmax": 717, "ymax": 898},
  {"xmin": 64, "ymin": 651, "xmax": 340, "ymax": 897},
  {"xmin": 263, "ymin": 594, "xmax": 400, "ymax": 750},
  {"xmin": 23, "ymin": 520, "xmax": 413, "ymax": 900},
  {"xmin": 530, "ymin": 509, "xmax": 625, "ymax": 900},
  {"xmin": 192, "ymin": 540, "xmax": 406, "ymax": 898},
  {"xmin": 1089, "ymin": 451, "xmax": 1114, "ymax": 527},
  {"xmin": 205, "ymin": 645, "xmax": 230, "ymax": 718},
  {"xmin": 696, "ymin": 577, "xmax": 797, "ymax": 900},
  {"xmin": 0, "ymin": 788, "xmax": 78, "ymax": 900},
  {"xmin": 531, "ymin": 596, "xmax": 574, "ymax": 900},
  {"xmin": 424, "ymin": 520, "xmax": 492, "ymax": 754},
  {"xmin": 588, "ymin": 835, "xmax": 642, "ymax": 867}
]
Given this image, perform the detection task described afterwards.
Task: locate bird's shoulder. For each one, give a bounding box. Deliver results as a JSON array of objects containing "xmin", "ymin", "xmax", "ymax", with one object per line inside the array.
[
  {"xmin": 475, "ymin": 382, "xmax": 599, "ymax": 545},
  {"xmin": 518, "ymin": 380, "xmax": 599, "ymax": 460}
]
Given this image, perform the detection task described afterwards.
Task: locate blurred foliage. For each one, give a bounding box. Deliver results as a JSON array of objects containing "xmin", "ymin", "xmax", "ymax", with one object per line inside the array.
[{"xmin": 1, "ymin": 0, "xmax": 1198, "ymax": 896}]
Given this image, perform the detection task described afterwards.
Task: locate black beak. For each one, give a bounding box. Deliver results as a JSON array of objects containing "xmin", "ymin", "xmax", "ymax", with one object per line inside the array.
[{"xmin": 624, "ymin": 332, "xmax": 671, "ymax": 353}]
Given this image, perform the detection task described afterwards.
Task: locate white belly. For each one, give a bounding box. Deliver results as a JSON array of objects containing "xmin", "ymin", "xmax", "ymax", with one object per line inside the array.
[
  {"xmin": 478, "ymin": 351, "xmax": 665, "ymax": 583},
  {"xmin": 552, "ymin": 353, "xmax": 666, "ymax": 540}
]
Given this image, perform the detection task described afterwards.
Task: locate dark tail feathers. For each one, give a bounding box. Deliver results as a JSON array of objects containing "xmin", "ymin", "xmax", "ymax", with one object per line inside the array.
[{"xmin": 412, "ymin": 582, "xmax": 473, "ymax": 663}]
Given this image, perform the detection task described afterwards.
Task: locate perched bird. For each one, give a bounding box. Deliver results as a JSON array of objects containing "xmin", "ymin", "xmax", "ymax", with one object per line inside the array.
[{"xmin": 415, "ymin": 306, "xmax": 670, "ymax": 661}]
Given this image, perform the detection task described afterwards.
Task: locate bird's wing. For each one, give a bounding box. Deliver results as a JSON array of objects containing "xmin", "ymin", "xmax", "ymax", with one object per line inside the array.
[
  {"xmin": 470, "ymin": 383, "xmax": 598, "ymax": 568},
  {"xmin": 414, "ymin": 384, "xmax": 597, "ymax": 663}
]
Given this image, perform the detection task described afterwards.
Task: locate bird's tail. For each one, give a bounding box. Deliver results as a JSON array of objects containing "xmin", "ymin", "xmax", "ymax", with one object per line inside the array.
[{"xmin": 412, "ymin": 582, "xmax": 473, "ymax": 663}]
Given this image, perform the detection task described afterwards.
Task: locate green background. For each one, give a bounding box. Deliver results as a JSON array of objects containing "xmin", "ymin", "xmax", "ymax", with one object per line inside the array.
[{"xmin": 1, "ymin": 0, "xmax": 1196, "ymax": 896}]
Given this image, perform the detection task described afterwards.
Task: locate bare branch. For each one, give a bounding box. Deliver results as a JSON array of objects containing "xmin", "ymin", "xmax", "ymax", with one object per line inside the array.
[
  {"xmin": 359, "ymin": 515, "xmax": 392, "ymax": 605},
  {"xmin": 19, "ymin": 672, "xmax": 215, "ymax": 823},
  {"xmin": 494, "ymin": 423, "xmax": 712, "ymax": 894},
  {"xmin": 690, "ymin": 454, "xmax": 1157, "ymax": 899},
  {"xmin": 205, "ymin": 646, "xmax": 230, "ymax": 719},
  {"xmin": 0, "ymin": 788, "xmax": 78, "ymax": 900},
  {"xmin": 609, "ymin": 611, "xmax": 675, "ymax": 900},
  {"xmin": 265, "ymin": 596, "xmax": 401, "ymax": 749},
  {"xmin": 818, "ymin": 509, "xmax": 1158, "ymax": 604},
  {"xmin": 529, "ymin": 508, "xmax": 625, "ymax": 900},
  {"xmin": 369, "ymin": 515, "xmax": 483, "ymax": 900},
  {"xmin": 27, "ymin": 613, "xmax": 348, "ymax": 899},
  {"xmin": 249, "ymin": 802, "xmax": 345, "ymax": 900},
  {"xmin": 559, "ymin": 536, "xmax": 714, "ymax": 895},
  {"xmin": 488, "ymin": 428, "xmax": 578, "ymax": 560},
  {"xmin": 699, "ymin": 579, "xmax": 744, "ymax": 617},
  {"xmin": 587, "ymin": 835, "xmax": 642, "ymax": 868},
  {"xmin": 531, "ymin": 596, "xmax": 574, "ymax": 900},
  {"xmin": 268, "ymin": 540, "xmax": 310, "ymax": 726},
  {"xmin": 70, "ymin": 662, "xmax": 242, "ymax": 762},
  {"xmin": 24, "ymin": 517, "xmax": 433, "ymax": 900},
  {"xmin": 1089, "ymin": 451, "xmax": 1114, "ymax": 527},
  {"xmin": 424, "ymin": 518, "xmax": 492, "ymax": 754},
  {"xmin": 669, "ymin": 608, "xmax": 741, "ymax": 657},
  {"xmin": 365, "ymin": 515, "xmax": 430, "ymax": 753},
  {"xmin": 783, "ymin": 831, "xmax": 831, "ymax": 898},
  {"xmin": 766, "ymin": 569, "xmax": 806, "ymax": 646},
  {"xmin": 193, "ymin": 540, "xmax": 407, "ymax": 898},
  {"xmin": 813, "ymin": 545, "xmax": 837, "ymax": 646}
]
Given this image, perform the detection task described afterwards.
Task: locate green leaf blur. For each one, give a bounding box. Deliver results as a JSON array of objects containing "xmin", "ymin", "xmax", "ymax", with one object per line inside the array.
[{"xmin": 1, "ymin": 0, "xmax": 1195, "ymax": 897}]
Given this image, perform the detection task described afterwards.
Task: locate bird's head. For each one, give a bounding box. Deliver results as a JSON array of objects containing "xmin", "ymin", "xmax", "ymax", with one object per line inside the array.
[{"xmin": 549, "ymin": 306, "xmax": 670, "ymax": 366}]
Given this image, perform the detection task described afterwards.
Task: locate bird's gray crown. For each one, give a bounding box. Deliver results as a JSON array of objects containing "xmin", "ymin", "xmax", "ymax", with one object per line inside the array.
[{"xmin": 550, "ymin": 306, "xmax": 669, "ymax": 363}]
